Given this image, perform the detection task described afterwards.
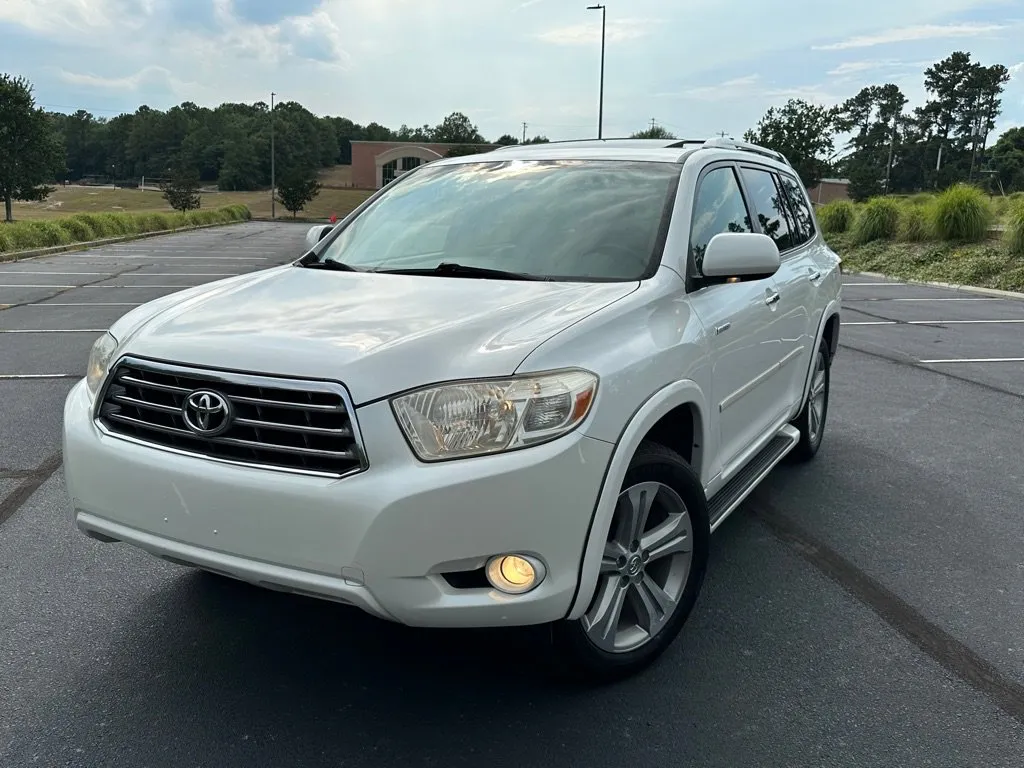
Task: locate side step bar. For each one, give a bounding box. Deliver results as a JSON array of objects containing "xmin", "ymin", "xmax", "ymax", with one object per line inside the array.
[{"xmin": 708, "ymin": 424, "xmax": 800, "ymax": 532}]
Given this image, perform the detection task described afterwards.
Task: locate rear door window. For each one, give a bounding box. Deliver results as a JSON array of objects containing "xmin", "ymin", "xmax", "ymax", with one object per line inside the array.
[{"xmin": 739, "ymin": 166, "xmax": 795, "ymax": 253}]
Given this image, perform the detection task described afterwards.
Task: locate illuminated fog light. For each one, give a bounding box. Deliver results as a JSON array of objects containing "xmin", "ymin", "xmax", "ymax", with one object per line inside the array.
[{"xmin": 486, "ymin": 554, "xmax": 545, "ymax": 595}]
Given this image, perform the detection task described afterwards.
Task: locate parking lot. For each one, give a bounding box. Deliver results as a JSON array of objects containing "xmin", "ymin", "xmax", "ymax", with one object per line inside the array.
[{"xmin": 2, "ymin": 222, "xmax": 1023, "ymax": 767}]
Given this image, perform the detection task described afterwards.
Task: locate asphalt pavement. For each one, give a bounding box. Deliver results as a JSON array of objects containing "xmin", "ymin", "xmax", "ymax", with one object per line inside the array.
[{"xmin": 2, "ymin": 224, "xmax": 1024, "ymax": 767}]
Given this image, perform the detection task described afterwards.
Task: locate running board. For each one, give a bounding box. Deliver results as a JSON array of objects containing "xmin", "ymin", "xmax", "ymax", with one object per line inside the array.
[{"xmin": 708, "ymin": 425, "xmax": 800, "ymax": 532}]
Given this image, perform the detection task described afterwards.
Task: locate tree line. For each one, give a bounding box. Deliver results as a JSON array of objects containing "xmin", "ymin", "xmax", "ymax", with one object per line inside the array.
[
  {"xmin": 3, "ymin": 51, "xmax": 1023, "ymax": 220},
  {"xmin": 739, "ymin": 51, "xmax": 1023, "ymax": 199}
]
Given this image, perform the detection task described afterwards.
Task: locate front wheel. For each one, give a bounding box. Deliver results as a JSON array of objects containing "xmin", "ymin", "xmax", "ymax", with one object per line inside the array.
[
  {"xmin": 549, "ymin": 442, "xmax": 710, "ymax": 682},
  {"xmin": 789, "ymin": 339, "xmax": 831, "ymax": 462}
]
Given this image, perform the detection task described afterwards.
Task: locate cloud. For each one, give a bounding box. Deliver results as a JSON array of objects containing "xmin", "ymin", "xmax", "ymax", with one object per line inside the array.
[
  {"xmin": 1010, "ymin": 62, "xmax": 1024, "ymax": 77},
  {"xmin": 813, "ymin": 22, "xmax": 1006, "ymax": 51},
  {"xmin": 671, "ymin": 75, "xmax": 835, "ymax": 106},
  {"xmin": 58, "ymin": 65, "xmax": 180, "ymax": 91},
  {"xmin": 537, "ymin": 18, "xmax": 652, "ymax": 45}
]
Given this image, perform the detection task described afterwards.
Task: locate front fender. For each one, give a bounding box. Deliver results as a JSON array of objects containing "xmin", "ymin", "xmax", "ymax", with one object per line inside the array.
[{"xmin": 566, "ymin": 379, "xmax": 709, "ymax": 620}]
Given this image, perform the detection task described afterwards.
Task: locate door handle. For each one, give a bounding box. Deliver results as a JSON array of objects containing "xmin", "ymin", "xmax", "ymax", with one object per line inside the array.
[
  {"xmin": 714, "ymin": 322, "xmax": 731, "ymax": 335},
  {"xmin": 808, "ymin": 269, "xmax": 822, "ymax": 282},
  {"xmin": 764, "ymin": 291, "xmax": 780, "ymax": 306}
]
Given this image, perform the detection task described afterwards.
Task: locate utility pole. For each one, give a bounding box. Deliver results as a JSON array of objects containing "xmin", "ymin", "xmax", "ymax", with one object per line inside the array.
[
  {"xmin": 587, "ymin": 4, "xmax": 606, "ymax": 140},
  {"xmin": 717, "ymin": 130, "xmax": 728, "ymax": 138},
  {"xmin": 650, "ymin": 118, "xmax": 657, "ymax": 131},
  {"xmin": 522, "ymin": 122, "xmax": 528, "ymax": 144},
  {"xmin": 270, "ymin": 91, "xmax": 276, "ymax": 219}
]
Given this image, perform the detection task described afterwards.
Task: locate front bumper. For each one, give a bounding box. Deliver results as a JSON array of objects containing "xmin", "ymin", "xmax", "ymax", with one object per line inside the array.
[{"xmin": 63, "ymin": 380, "xmax": 613, "ymax": 627}]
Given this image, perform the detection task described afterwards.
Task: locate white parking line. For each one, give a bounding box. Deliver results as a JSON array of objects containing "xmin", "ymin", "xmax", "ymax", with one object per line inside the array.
[
  {"xmin": 0, "ymin": 285, "xmax": 187, "ymax": 289},
  {"xmin": 843, "ymin": 282, "xmax": 908, "ymax": 286},
  {"xmin": 2, "ymin": 271, "xmax": 239, "ymax": 277},
  {"xmin": 0, "ymin": 329, "xmax": 106, "ymax": 333},
  {"xmin": 83, "ymin": 255, "xmax": 267, "ymax": 260},
  {"xmin": 848, "ymin": 297, "xmax": 1003, "ymax": 302},
  {"xmin": 0, "ymin": 373, "xmax": 79, "ymax": 380},
  {"xmin": 24, "ymin": 303, "xmax": 142, "ymax": 307},
  {"xmin": 920, "ymin": 358, "xmax": 1024, "ymax": 364},
  {"xmin": 844, "ymin": 319, "xmax": 1024, "ymax": 326}
]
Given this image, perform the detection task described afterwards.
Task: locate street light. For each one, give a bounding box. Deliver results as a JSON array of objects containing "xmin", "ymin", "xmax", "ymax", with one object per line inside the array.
[
  {"xmin": 270, "ymin": 91, "xmax": 276, "ymax": 219},
  {"xmin": 587, "ymin": 4, "xmax": 606, "ymax": 140}
]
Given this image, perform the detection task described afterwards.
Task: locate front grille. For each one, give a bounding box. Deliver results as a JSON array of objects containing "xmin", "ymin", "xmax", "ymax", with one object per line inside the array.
[{"xmin": 97, "ymin": 357, "xmax": 366, "ymax": 478}]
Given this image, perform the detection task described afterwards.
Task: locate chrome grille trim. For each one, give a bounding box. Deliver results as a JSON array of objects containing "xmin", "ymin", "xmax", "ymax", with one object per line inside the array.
[{"xmin": 95, "ymin": 356, "xmax": 367, "ymax": 479}]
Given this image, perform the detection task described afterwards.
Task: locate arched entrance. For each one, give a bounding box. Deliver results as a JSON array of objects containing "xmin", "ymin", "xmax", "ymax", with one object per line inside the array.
[{"xmin": 374, "ymin": 146, "xmax": 443, "ymax": 188}]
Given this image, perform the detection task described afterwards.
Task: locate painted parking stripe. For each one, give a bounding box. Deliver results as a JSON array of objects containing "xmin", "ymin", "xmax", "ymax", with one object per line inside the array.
[
  {"xmin": 0, "ymin": 285, "xmax": 187, "ymax": 289},
  {"xmin": 3, "ymin": 271, "xmax": 239, "ymax": 277},
  {"xmin": 848, "ymin": 297, "xmax": 1004, "ymax": 302},
  {"xmin": 23, "ymin": 303, "xmax": 142, "ymax": 307},
  {"xmin": 0, "ymin": 329, "xmax": 107, "ymax": 333},
  {"xmin": 83, "ymin": 254, "xmax": 268, "ymax": 260},
  {"xmin": 0, "ymin": 373, "xmax": 79, "ymax": 380},
  {"xmin": 842, "ymin": 282, "xmax": 908, "ymax": 286},
  {"xmin": 844, "ymin": 319, "xmax": 1024, "ymax": 326},
  {"xmin": 920, "ymin": 357, "xmax": 1024, "ymax": 364}
]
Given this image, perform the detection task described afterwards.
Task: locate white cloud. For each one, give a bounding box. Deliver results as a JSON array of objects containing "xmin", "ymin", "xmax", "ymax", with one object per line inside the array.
[
  {"xmin": 813, "ymin": 22, "xmax": 1006, "ymax": 51},
  {"xmin": 673, "ymin": 75, "xmax": 836, "ymax": 106},
  {"xmin": 58, "ymin": 65, "xmax": 181, "ymax": 91},
  {"xmin": 0, "ymin": 0, "xmax": 148, "ymax": 39},
  {"xmin": 1010, "ymin": 62, "xmax": 1024, "ymax": 77},
  {"xmin": 537, "ymin": 18, "xmax": 652, "ymax": 45}
]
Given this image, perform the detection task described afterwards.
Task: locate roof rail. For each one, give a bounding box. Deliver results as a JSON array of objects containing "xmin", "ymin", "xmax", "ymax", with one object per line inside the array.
[
  {"xmin": 491, "ymin": 137, "xmax": 708, "ymax": 151},
  {"xmin": 699, "ymin": 137, "xmax": 792, "ymax": 167}
]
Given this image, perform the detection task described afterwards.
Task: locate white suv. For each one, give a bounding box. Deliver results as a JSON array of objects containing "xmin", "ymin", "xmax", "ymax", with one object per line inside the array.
[{"xmin": 63, "ymin": 138, "xmax": 842, "ymax": 679}]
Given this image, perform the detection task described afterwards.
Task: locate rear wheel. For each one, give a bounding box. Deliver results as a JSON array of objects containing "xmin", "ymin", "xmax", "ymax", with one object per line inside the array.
[{"xmin": 550, "ymin": 442, "xmax": 709, "ymax": 682}]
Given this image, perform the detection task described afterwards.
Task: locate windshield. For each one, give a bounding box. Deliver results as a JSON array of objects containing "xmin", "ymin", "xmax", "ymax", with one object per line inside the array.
[{"xmin": 314, "ymin": 159, "xmax": 681, "ymax": 281}]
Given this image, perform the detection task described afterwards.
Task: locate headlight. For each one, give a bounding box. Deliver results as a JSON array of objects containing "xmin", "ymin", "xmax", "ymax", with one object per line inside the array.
[
  {"xmin": 85, "ymin": 332, "xmax": 118, "ymax": 398},
  {"xmin": 391, "ymin": 369, "xmax": 598, "ymax": 461}
]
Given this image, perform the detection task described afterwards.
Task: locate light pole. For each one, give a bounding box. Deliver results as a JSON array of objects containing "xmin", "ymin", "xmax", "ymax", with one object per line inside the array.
[
  {"xmin": 270, "ymin": 91, "xmax": 276, "ymax": 219},
  {"xmin": 587, "ymin": 4, "xmax": 606, "ymax": 140}
]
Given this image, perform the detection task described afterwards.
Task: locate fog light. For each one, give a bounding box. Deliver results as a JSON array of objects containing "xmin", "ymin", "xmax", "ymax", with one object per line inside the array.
[{"xmin": 486, "ymin": 554, "xmax": 545, "ymax": 595}]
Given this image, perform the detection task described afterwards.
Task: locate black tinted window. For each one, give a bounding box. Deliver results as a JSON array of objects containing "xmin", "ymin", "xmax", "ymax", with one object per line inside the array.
[
  {"xmin": 739, "ymin": 167, "xmax": 794, "ymax": 252},
  {"xmin": 689, "ymin": 167, "xmax": 752, "ymax": 276},
  {"xmin": 777, "ymin": 173, "xmax": 815, "ymax": 246}
]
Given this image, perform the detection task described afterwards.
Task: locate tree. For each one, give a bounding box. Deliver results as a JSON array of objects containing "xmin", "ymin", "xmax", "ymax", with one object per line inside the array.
[
  {"xmin": 495, "ymin": 134, "xmax": 520, "ymax": 146},
  {"xmin": 433, "ymin": 112, "xmax": 485, "ymax": 144},
  {"xmin": 161, "ymin": 166, "xmax": 201, "ymax": 211},
  {"xmin": 0, "ymin": 74, "xmax": 63, "ymax": 222},
  {"xmin": 834, "ymin": 84, "xmax": 909, "ymax": 200},
  {"xmin": 276, "ymin": 168, "xmax": 322, "ymax": 218},
  {"xmin": 990, "ymin": 127, "xmax": 1024, "ymax": 192},
  {"xmin": 630, "ymin": 125, "xmax": 677, "ymax": 139},
  {"xmin": 445, "ymin": 144, "xmax": 493, "ymax": 158},
  {"xmin": 523, "ymin": 135, "xmax": 550, "ymax": 145},
  {"xmin": 743, "ymin": 99, "xmax": 837, "ymax": 188}
]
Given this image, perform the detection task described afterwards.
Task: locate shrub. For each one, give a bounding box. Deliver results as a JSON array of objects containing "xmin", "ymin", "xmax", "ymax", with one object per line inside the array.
[
  {"xmin": 0, "ymin": 205, "xmax": 250, "ymax": 257},
  {"xmin": 909, "ymin": 193, "xmax": 934, "ymax": 206},
  {"xmin": 899, "ymin": 203, "xmax": 932, "ymax": 242},
  {"xmin": 1006, "ymin": 198, "xmax": 1024, "ymax": 257},
  {"xmin": 58, "ymin": 217, "xmax": 95, "ymax": 242},
  {"xmin": 70, "ymin": 213, "xmax": 109, "ymax": 238},
  {"xmin": 26, "ymin": 221, "xmax": 72, "ymax": 247},
  {"xmin": 852, "ymin": 197, "xmax": 901, "ymax": 244},
  {"xmin": 817, "ymin": 200, "xmax": 856, "ymax": 234},
  {"xmin": 930, "ymin": 183, "xmax": 993, "ymax": 242}
]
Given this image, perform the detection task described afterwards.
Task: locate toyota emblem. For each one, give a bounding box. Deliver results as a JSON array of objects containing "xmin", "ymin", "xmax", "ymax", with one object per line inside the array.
[{"xmin": 182, "ymin": 389, "xmax": 233, "ymax": 436}]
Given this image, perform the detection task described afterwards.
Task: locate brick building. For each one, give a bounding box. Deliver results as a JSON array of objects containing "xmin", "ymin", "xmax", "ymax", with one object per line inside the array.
[
  {"xmin": 806, "ymin": 178, "xmax": 851, "ymax": 205},
  {"xmin": 350, "ymin": 141, "xmax": 500, "ymax": 190}
]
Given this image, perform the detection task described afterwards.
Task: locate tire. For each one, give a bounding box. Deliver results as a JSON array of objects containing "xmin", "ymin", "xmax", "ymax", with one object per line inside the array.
[
  {"xmin": 789, "ymin": 338, "xmax": 831, "ymax": 462},
  {"xmin": 548, "ymin": 441, "xmax": 710, "ymax": 683}
]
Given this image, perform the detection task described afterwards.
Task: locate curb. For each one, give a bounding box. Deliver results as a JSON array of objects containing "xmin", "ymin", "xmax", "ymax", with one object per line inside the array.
[
  {"xmin": 0, "ymin": 220, "xmax": 248, "ymax": 264},
  {"xmin": 846, "ymin": 269, "xmax": 1024, "ymax": 301}
]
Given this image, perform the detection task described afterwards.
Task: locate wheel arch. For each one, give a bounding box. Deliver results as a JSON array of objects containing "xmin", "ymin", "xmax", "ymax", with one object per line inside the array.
[
  {"xmin": 567, "ymin": 379, "xmax": 710, "ymax": 620},
  {"xmin": 796, "ymin": 301, "xmax": 840, "ymax": 413}
]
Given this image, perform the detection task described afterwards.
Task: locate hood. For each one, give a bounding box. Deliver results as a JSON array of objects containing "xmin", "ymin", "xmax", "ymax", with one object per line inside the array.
[{"xmin": 115, "ymin": 265, "xmax": 637, "ymax": 403}]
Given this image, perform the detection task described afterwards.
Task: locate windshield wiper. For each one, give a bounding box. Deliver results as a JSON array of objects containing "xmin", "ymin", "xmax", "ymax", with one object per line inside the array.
[
  {"xmin": 298, "ymin": 258, "xmax": 361, "ymax": 272},
  {"xmin": 373, "ymin": 262, "xmax": 545, "ymax": 281}
]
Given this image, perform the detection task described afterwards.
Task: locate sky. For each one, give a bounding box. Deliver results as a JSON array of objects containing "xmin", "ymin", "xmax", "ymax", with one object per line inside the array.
[{"xmin": 1, "ymin": 0, "xmax": 1022, "ymax": 144}]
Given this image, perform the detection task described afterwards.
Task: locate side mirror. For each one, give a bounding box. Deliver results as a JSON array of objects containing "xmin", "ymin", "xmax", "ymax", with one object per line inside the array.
[
  {"xmin": 304, "ymin": 224, "xmax": 334, "ymax": 250},
  {"xmin": 701, "ymin": 232, "xmax": 780, "ymax": 280}
]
